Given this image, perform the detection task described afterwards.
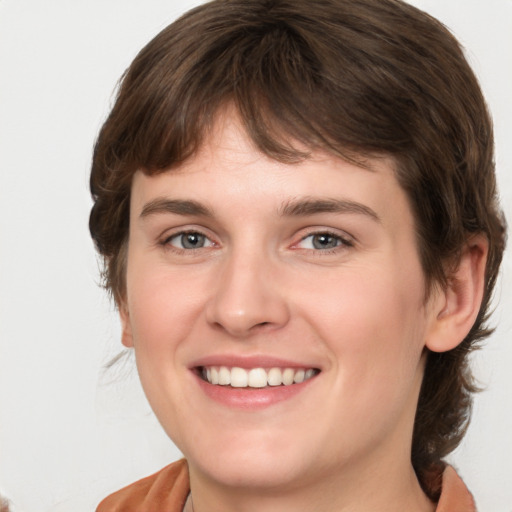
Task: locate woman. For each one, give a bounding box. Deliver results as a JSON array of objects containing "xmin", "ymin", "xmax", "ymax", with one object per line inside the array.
[{"xmin": 89, "ymin": 0, "xmax": 506, "ymax": 510}]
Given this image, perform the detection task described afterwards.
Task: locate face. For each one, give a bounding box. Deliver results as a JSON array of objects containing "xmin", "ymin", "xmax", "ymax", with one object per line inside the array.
[{"xmin": 122, "ymin": 112, "xmax": 440, "ymax": 491}]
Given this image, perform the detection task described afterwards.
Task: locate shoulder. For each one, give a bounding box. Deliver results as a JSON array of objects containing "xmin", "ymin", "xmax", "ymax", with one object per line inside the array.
[
  {"xmin": 436, "ymin": 465, "xmax": 476, "ymax": 512},
  {"xmin": 96, "ymin": 459, "xmax": 190, "ymax": 512}
]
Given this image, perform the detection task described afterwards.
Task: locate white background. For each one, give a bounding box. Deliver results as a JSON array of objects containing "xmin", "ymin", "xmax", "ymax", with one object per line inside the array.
[{"xmin": 0, "ymin": 1, "xmax": 510, "ymax": 511}]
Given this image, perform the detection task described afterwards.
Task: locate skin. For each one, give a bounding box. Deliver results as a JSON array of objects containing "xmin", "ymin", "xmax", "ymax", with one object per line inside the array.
[{"xmin": 120, "ymin": 111, "xmax": 487, "ymax": 512}]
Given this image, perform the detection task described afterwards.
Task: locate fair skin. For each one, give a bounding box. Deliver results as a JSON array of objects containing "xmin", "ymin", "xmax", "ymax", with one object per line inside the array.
[{"xmin": 120, "ymin": 111, "xmax": 487, "ymax": 512}]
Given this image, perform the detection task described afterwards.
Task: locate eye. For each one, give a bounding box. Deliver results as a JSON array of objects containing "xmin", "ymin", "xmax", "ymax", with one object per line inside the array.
[
  {"xmin": 166, "ymin": 231, "xmax": 214, "ymax": 250},
  {"xmin": 296, "ymin": 232, "xmax": 351, "ymax": 250}
]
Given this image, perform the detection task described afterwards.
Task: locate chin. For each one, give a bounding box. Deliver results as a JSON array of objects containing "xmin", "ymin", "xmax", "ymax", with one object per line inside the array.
[{"xmin": 186, "ymin": 441, "xmax": 311, "ymax": 490}]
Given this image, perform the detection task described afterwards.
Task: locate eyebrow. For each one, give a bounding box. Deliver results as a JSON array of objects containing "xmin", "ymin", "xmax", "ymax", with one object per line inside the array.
[
  {"xmin": 280, "ymin": 198, "xmax": 380, "ymax": 222},
  {"xmin": 139, "ymin": 196, "xmax": 380, "ymax": 223},
  {"xmin": 140, "ymin": 198, "xmax": 213, "ymax": 219}
]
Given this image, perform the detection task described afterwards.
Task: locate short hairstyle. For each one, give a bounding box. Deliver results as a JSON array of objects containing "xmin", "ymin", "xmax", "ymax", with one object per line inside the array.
[{"xmin": 89, "ymin": 0, "xmax": 506, "ymax": 498}]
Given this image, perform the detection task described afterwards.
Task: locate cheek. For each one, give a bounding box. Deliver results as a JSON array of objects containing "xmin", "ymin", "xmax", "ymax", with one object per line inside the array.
[
  {"xmin": 124, "ymin": 262, "xmax": 209, "ymax": 439},
  {"xmin": 300, "ymin": 261, "xmax": 428, "ymax": 386},
  {"xmin": 307, "ymin": 269, "xmax": 428, "ymax": 444},
  {"xmin": 126, "ymin": 259, "xmax": 208, "ymax": 358}
]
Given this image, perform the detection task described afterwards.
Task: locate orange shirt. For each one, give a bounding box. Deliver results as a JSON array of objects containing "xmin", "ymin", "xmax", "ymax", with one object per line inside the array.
[{"xmin": 96, "ymin": 459, "xmax": 476, "ymax": 512}]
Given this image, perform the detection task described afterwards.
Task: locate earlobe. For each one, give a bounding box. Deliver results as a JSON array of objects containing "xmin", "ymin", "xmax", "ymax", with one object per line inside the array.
[
  {"xmin": 119, "ymin": 305, "xmax": 134, "ymax": 348},
  {"xmin": 425, "ymin": 235, "xmax": 488, "ymax": 353}
]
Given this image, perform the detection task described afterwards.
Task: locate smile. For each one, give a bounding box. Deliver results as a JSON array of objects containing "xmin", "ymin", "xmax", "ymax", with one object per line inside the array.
[{"xmin": 200, "ymin": 366, "xmax": 319, "ymax": 388}]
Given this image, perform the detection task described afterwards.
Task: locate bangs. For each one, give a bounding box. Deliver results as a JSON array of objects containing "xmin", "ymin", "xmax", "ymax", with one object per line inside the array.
[{"xmin": 97, "ymin": 0, "xmax": 422, "ymax": 176}]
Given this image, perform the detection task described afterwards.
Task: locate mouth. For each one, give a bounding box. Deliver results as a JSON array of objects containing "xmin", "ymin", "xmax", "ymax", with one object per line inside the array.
[{"xmin": 197, "ymin": 366, "xmax": 320, "ymax": 388}]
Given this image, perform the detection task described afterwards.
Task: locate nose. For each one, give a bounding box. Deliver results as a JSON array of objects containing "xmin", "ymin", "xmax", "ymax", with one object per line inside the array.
[{"xmin": 205, "ymin": 248, "xmax": 290, "ymax": 338}]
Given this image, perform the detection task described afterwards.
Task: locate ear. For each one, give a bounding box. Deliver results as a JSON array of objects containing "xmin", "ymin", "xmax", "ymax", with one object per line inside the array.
[
  {"xmin": 425, "ymin": 235, "xmax": 488, "ymax": 353},
  {"xmin": 119, "ymin": 304, "xmax": 134, "ymax": 348}
]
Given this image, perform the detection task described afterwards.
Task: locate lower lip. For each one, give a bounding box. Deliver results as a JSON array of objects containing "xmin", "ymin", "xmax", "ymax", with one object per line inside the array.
[{"xmin": 194, "ymin": 372, "xmax": 317, "ymax": 410}]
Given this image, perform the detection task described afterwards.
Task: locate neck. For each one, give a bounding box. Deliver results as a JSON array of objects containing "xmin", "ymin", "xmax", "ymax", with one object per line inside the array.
[
  {"xmin": 185, "ymin": 455, "xmax": 435, "ymax": 512},
  {"xmin": 183, "ymin": 494, "xmax": 193, "ymax": 512}
]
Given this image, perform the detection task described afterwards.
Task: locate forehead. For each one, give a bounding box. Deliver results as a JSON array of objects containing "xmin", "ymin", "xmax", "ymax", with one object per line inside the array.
[{"xmin": 132, "ymin": 111, "xmax": 411, "ymax": 227}]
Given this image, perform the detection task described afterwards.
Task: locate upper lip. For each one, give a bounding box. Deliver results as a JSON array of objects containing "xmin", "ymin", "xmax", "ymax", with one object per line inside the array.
[{"xmin": 189, "ymin": 354, "xmax": 321, "ymax": 370}]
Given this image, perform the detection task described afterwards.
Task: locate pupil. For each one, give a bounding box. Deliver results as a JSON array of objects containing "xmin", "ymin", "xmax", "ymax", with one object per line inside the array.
[
  {"xmin": 313, "ymin": 234, "xmax": 337, "ymax": 249},
  {"xmin": 183, "ymin": 233, "xmax": 204, "ymax": 249}
]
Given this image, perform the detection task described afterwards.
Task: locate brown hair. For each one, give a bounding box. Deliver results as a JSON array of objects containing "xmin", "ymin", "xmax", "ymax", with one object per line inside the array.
[{"xmin": 89, "ymin": 0, "xmax": 506, "ymax": 496}]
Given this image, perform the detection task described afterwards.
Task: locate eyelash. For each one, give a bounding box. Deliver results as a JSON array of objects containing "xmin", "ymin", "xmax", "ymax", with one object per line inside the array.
[
  {"xmin": 160, "ymin": 230, "xmax": 216, "ymax": 253},
  {"xmin": 159, "ymin": 229, "xmax": 354, "ymax": 256},
  {"xmin": 294, "ymin": 231, "xmax": 354, "ymax": 254}
]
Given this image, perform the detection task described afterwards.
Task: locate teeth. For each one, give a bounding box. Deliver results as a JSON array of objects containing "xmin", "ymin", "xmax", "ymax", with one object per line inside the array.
[
  {"xmin": 248, "ymin": 368, "xmax": 267, "ymax": 388},
  {"xmin": 231, "ymin": 367, "xmax": 248, "ymax": 388},
  {"xmin": 218, "ymin": 366, "xmax": 231, "ymax": 385},
  {"xmin": 267, "ymin": 367, "xmax": 282, "ymax": 386},
  {"xmin": 305, "ymin": 368, "xmax": 315, "ymax": 380},
  {"xmin": 293, "ymin": 369, "xmax": 305, "ymax": 384},
  {"xmin": 201, "ymin": 366, "xmax": 318, "ymax": 388},
  {"xmin": 282, "ymin": 368, "xmax": 295, "ymax": 385}
]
